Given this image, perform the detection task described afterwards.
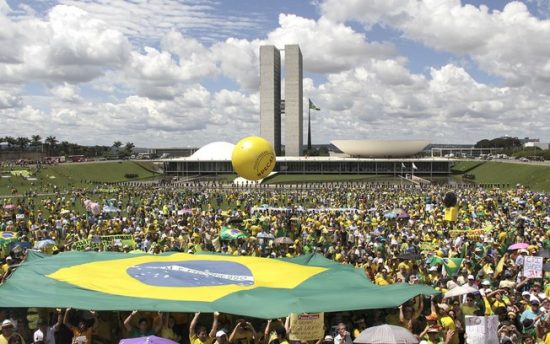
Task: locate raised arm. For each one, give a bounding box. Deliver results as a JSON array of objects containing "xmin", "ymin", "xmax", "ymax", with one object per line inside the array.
[
  {"xmin": 399, "ymin": 305, "xmax": 405, "ymax": 323},
  {"xmin": 124, "ymin": 310, "xmax": 138, "ymax": 332},
  {"xmin": 284, "ymin": 316, "xmax": 290, "ymax": 334},
  {"xmin": 209, "ymin": 312, "xmax": 220, "ymax": 339},
  {"xmin": 229, "ymin": 321, "xmax": 242, "ymax": 344},
  {"xmin": 413, "ymin": 297, "xmax": 424, "ymax": 319},
  {"xmin": 90, "ymin": 310, "xmax": 99, "ymax": 331},
  {"xmin": 263, "ymin": 320, "xmax": 272, "ymax": 344},
  {"xmin": 63, "ymin": 308, "xmax": 74, "ymax": 330},
  {"xmin": 53, "ymin": 308, "xmax": 63, "ymax": 332},
  {"xmin": 153, "ymin": 312, "xmax": 163, "ymax": 334},
  {"xmin": 190, "ymin": 312, "xmax": 200, "ymax": 338}
]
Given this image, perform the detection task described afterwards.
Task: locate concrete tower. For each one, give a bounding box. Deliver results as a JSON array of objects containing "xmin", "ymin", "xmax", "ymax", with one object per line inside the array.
[
  {"xmin": 284, "ymin": 44, "xmax": 303, "ymax": 157},
  {"xmin": 259, "ymin": 45, "xmax": 282, "ymax": 156}
]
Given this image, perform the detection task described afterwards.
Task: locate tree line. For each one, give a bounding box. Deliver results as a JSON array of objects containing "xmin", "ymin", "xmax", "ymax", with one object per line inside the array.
[{"xmin": 0, "ymin": 135, "xmax": 135, "ymax": 159}]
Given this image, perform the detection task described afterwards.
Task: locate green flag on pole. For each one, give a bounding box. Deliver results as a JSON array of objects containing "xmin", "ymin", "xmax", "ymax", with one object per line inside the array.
[{"xmin": 309, "ymin": 99, "xmax": 320, "ymax": 111}]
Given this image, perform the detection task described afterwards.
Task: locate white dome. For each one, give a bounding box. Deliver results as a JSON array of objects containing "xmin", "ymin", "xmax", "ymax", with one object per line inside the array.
[{"xmin": 191, "ymin": 141, "xmax": 235, "ymax": 160}]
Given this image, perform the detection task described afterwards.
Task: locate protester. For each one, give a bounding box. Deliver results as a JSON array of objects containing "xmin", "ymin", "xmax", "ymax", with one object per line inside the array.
[{"xmin": 0, "ymin": 181, "xmax": 548, "ymax": 343}]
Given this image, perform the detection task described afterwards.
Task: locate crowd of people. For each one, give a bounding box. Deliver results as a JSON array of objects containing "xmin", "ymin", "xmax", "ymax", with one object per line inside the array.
[{"xmin": 0, "ymin": 181, "xmax": 549, "ymax": 343}]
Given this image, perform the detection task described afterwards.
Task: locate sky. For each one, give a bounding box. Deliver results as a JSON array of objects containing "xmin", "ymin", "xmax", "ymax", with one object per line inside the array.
[{"xmin": 1, "ymin": 0, "xmax": 550, "ymax": 148}]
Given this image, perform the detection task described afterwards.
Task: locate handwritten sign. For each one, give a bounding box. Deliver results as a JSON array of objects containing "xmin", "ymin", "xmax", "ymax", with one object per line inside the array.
[
  {"xmin": 523, "ymin": 256, "xmax": 543, "ymax": 278},
  {"xmin": 465, "ymin": 315, "xmax": 498, "ymax": 344},
  {"xmin": 289, "ymin": 313, "xmax": 324, "ymax": 341}
]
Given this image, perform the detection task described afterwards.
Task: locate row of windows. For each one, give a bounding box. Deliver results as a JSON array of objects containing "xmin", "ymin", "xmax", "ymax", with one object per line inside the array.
[{"xmin": 164, "ymin": 161, "xmax": 451, "ymax": 175}]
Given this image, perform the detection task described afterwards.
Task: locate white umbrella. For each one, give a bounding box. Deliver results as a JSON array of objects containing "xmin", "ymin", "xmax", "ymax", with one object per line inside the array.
[
  {"xmin": 354, "ymin": 325, "xmax": 418, "ymax": 344},
  {"xmin": 443, "ymin": 284, "xmax": 478, "ymax": 299}
]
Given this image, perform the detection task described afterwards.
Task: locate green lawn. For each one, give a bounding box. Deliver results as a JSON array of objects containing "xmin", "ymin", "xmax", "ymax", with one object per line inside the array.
[
  {"xmin": 263, "ymin": 174, "xmax": 406, "ymax": 184},
  {"xmin": 0, "ymin": 161, "xmax": 160, "ymax": 195},
  {"xmin": 451, "ymin": 160, "xmax": 485, "ymax": 173},
  {"xmin": 467, "ymin": 161, "xmax": 550, "ymax": 192}
]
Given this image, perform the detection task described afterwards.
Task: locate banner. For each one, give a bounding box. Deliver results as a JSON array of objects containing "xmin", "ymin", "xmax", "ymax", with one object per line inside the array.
[
  {"xmin": 449, "ymin": 229, "xmax": 485, "ymax": 239},
  {"xmin": 523, "ymin": 256, "xmax": 543, "ymax": 278},
  {"xmin": 465, "ymin": 315, "xmax": 499, "ymax": 344},
  {"xmin": 72, "ymin": 234, "xmax": 135, "ymax": 251},
  {"xmin": 289, "ymin": 313, "xmax": 324, "ymax": 341}
]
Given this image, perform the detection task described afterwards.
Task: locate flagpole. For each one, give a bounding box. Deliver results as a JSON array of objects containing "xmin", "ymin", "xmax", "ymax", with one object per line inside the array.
[{"xmin": 307, "ymin": 100, "xmax": 312, "ymax": 151}]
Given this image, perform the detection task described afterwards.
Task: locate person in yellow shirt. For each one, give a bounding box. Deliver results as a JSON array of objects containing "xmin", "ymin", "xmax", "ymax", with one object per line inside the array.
[
  {"xmin": 374, "ymin": 269, "xmax": 391, "ymax": 285},
  {"xmin": 437, "ymin": 304, "xmax": 459, "ymax": 344},
  {"xmin": 190, "ymin": 312, "xmax": 219, "ymax": 344}
]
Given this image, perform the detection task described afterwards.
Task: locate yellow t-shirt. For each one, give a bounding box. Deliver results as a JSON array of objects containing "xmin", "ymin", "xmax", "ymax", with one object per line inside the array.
[
  {"xmin": 439, "ymin": 316, "xmax": 458, "ymax": 344},
  {"xmin": 161, "ymin": 327, "xmax": 180, "ymax": 341},
  {"xmin": 190, "ymin": 334, "xmax": 214, "ymax": 344}
]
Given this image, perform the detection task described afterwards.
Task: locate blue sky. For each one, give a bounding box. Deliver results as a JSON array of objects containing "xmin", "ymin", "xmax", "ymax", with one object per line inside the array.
[{"xmin": 1, "ymin": 0, "xmax": 549, "ymax": 147}]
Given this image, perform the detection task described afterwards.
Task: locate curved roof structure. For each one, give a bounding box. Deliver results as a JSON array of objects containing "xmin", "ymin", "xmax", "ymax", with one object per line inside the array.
[
  {"xmin": 331, "ymin": 140, "xmax": 430, "ymax": 158},
  {"xmin": 190, "ymin": 141, "xmax": 235, "ymax": 160}
]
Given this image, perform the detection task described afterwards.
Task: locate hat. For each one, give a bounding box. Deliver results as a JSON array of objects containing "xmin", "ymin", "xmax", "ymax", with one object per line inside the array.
[
  {"xmin": 1, "ymin": 319, "xmax": 14, "ymax": 328},
  {"xmin": 34, "ymin": 331, "xmax": 44, "ymax": 341},
  {"xmin": 216, "ymin": 330, "xmax": 227, "ymax": 338},
  {"xmin": 467, "ymin": 274, "xmax": 475, "ymax": 280},
  {"xmin": 324, "ymin": 335, "xmax": 334, "ymax": 342},
  {"xmin": 425, "ymin": 313, "xmax": 438, "ymax": 321},
  {"xmin": 5, "ymin": 256, "xmax": 12, "ymax": 261},
  {"xmin": 518, "ymin": 249, "xmax": 528, "ymax": 254},
  {"xmin": 428, "ymin": 266, "xmax": 438, "ymax": 272},
  {"xmin": 481, "ymin": 279, "xmax": 491, "ymax": 286},
  {"xmin": 522, "ymin": 291, "xmax": 530, "ymax": 297},
  {"xmin": 438, "ymin": 303, "xmax": 450, "ymax": 312},
  {"xmin": 530, "ymin": 298, "xmax": 540, "ymax": 305}
]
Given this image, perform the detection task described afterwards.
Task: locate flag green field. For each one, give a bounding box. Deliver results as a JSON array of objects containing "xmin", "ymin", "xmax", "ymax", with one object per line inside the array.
[{"xmin": 0, "ymin": 251, "xmax": 436, "ymax": 318}]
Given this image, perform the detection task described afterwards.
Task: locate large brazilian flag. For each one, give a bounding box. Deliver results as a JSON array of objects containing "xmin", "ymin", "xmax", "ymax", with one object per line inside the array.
[{"xmin": 0, "ymin": 251, "xmax": 436, "ymax": 318}]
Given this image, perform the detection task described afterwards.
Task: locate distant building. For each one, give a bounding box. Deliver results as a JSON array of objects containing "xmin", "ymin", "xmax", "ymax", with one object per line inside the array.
[
  {"xmin": 260, "ymin": 44, "xmax": 303, "ymax": 157},
  {"xmin": 524, "ymin": 142, "xmax": 549, "ymax": 150}
]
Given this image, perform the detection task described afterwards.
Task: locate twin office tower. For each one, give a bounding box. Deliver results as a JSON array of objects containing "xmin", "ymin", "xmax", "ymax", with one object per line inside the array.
[{"xmin": 260, "ymin": 44, "xmax": 303, "ymax": 157}]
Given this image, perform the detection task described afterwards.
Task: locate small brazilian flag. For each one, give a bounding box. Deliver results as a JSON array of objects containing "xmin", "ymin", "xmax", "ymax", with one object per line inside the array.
[
  {"xmin": 220, "ymin": 226, "xmax": 248, "ymax": 241},
  {"xmin": 429, "ymin": 257, "xmax": 463, "ymax": 276},
  {"xmin": 0, "ymin": 251, "xmax": 437, "ymax": 319}
]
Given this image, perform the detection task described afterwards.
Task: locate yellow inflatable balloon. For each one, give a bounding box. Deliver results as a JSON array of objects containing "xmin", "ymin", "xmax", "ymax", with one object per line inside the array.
[{"xmin": 232, "ymin": 136, "xmax": 276, "ymax": 180}]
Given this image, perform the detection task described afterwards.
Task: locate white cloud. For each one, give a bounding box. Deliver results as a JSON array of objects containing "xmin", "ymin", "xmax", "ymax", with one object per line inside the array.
[{"xmin": 321, "ymin": 0, "xmax": 550, "ymax": 89}]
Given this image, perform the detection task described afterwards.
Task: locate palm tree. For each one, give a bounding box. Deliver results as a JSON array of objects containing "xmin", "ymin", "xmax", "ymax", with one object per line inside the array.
[
  {"xmin": 16, "ymin": 137, "xmax": 30, "ymax": 151},
  {"xmin": 4, "ymin": 136, "xmax": 16, "ymax": 150},
  {"xmin": 30, "ymin": 135, "xmax": 42, "ymax": 151},
  {"xmin": 59, "ymin": 141, "xmax": 70, "ymax": 155},
  {"xmin": 45, "ymin": 136, "xmax": 58, "ymax": 156}
]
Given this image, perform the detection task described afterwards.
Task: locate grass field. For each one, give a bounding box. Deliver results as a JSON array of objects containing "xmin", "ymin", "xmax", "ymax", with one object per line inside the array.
[
  {"xmin": 0, "ymin": 161, "xmax": 160, "ymax": 195},
  {"xmin": 451, "ymin": 161, "xmax": 485, "ymax": 173},
  {"xmin": 465, "ymin": 161, "xmax": 550, "ymax": 192}
]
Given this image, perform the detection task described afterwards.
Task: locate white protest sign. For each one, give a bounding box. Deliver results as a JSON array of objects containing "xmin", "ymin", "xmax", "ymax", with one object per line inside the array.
[
  {"xmin": 289, "ymin": 313, "xmax": 324, "ymax": 341},
  {"xmin": 523, "ymin": 256, "xmax": 543, "ymax": 278},
  {"xmin": 15, "ymin": 214, "xmax": 25, "ymax": 220},
  {"xmin": 465, "ymin": 315, "xmax": 499, "ymax": 344}
]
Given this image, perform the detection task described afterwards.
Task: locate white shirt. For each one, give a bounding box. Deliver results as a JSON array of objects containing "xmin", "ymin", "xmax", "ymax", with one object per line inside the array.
[
  {"xmin": 34, "ymin": 327, "xmax": 56, "ymax": 344},
  {"xmin": 334, "ymin": 333, "xmax": 353, "ymax": 344}
]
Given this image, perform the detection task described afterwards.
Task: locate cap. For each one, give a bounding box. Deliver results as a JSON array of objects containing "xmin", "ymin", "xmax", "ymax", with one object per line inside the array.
[
  {"xmin": 34, "ymin": 331, "xmax": 44, "ymax": 341},
  {"xmin": 522, "ymin": 291, "xmax": 530, "ymax": 297},
  {"xmin": 1, "ymin": 319, "xmax": 14, "ymax": 328},
  {"xmin": 467, "ymin": 274, "xmax": 475, "ymax": 280},
  {"xmin": 324, "ymin": 335, "xmax": 334, "ymax": 341},
  {"xmin": 481, "ymin": 279, "xmax": 491, "ymax": 286},
  {"xmin": 530, "ymin": 298, "xmax": 540, "ymax": 305},
  {"xmin": 518, "ymin": 249, "xmax": 528, "ymax": 254},
  {"xmin": 216, "ymin": 330, "xmax": 227, "ymax": 338},
  {"xmin": 428, "ymin": 266, "xmax": 438, "ymax": 272},
  {"xmin": 438, "ymin": 303, "xmax": 450, "ymax": 312}
]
